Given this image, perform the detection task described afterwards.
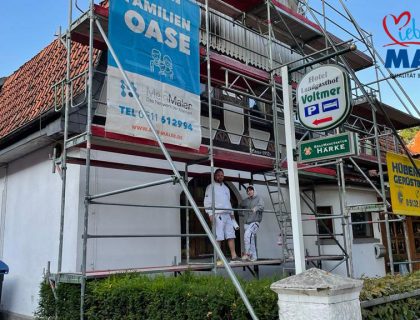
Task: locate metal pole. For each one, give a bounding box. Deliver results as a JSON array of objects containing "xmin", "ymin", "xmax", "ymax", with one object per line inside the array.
[
  {"xmin": 402, "ymin": 218, "xmax": 413, "ymax": 273},
  {"xmin": 88, "ymin": 177, "xmax": 176, "ymax": 200},
  {"xmin": 57, "ymin": 0, "xmax": 73, "ymax": 275},
  {"xmin": 267, "ymin": 1, "xmax": 280, "ymax": 173},
  {"xmin": 288, "ymin": 45, "xmax": 356, "ymax": 73},
  {"xmin": 204, "ymin": 0, "xmax": 218, "ymax": 272},
  {"xmin": 371, "ymin": 109, "xmax": 394, "ymax": 275},
  {"xmin": 267, "ymin": 0, "xmax": 287, "ymax": 261},
  {"xmin": 185, "ymin": 163, "xmax": 190, "ymax": 265},
  {"xmin": 369, "ymin": 33, "xmax": 382, "ymax": 102},
  {"xmin": 87, "ymin": 234, "xmax": 209, "ymax": 238},
  {"xmin": 312, "ymin": 188, "xmax": 322, "ymax": 267},
  {"xmin": 95, "ymin": 20, "xmax": 259, "ymax": 320},
  {"xmin": 349, "ymin": 219, "xmax": 403, "ymax": 225},
  {"xmin": 337, "ymin": 157, "xmax": 353, "ymax": 277},
  {"xmin": 80, "ymin": 1, "xmax": 94, "ymax": 318},
  {"xmin": 349, "ymin": 157, "xmax": 387, "ymax": 201},
  {"xmin": 281, "ymin": 65, "xmax": 305, "ymax": 273}
]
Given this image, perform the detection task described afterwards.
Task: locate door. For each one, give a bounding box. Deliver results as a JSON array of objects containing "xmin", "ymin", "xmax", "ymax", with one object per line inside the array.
[
  {"xmin": 407, "ymin": 216, "xmax": 420, "ymax": 271},
  {"xmin": 180, "ymin": 174, "xmax": 240, "ymax": 261}
]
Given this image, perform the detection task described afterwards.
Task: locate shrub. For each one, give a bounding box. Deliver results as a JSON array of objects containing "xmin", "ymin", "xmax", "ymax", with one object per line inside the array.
[
  {"xmin": 36, "ymin": 272, "xmax": 278, "ymax": 320},
  {"xmin": 36, "ymin": 282, "xmax": 81, "ymax": 320},
  {"xmin": 36, "ymin": 270, "xmax": 420, "ymax": 320},
  {"xmin": 360, "ymin": 271, "xmax": 420, "ymax": 320}
]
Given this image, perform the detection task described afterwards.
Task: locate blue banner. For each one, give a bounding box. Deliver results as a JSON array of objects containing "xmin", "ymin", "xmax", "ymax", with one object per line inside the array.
[{"xmin": 106, "ymin": 0, "xmax": 201, "ymax": 149}]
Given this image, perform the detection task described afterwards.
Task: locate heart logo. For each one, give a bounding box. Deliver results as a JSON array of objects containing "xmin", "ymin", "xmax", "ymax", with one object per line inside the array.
[{"xmin": 383, "ymin": 11, "xmax": 411, "ymax": 47}]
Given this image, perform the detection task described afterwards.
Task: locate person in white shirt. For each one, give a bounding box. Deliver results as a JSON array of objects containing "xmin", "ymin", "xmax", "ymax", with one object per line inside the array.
[{"xmin": 204, "ymin": 168, "xmax": 240, "ymax": 262}]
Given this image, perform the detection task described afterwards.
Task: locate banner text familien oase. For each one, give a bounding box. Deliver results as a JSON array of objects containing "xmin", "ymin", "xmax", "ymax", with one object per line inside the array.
[{"xmin": 106, "ymin": 0, "xmax": 201, "ymax": 149}]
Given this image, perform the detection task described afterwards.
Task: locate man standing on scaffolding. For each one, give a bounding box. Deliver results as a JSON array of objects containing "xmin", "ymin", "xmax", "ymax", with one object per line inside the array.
[
  {"xmin": 204, "ymin": 168, "xmax": 240, "ymax": 263},
  {"xmin": 240, "ymin": 185, "xmax": 264, "ymax": 262}
]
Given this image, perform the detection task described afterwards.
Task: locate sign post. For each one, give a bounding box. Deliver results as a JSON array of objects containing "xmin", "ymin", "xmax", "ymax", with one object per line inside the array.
[{"xmin": 282, "ymin": 65, "xmax": 306, "ymax": 274}]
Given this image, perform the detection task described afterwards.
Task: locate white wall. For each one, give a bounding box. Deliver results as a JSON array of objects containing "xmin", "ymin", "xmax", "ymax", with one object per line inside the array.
[
  {"xmin": 0, "ymin": 146, "xmax": 81, "ymax": 317},
  {"xmin": 78, "ymin": 151, "xmax": 183, "ymax": 271},
  {"xmin": 309, "ymin": 186, "xmax": 386, "ymax": 278}
]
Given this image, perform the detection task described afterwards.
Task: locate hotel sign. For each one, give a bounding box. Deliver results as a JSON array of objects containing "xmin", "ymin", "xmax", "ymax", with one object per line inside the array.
[
  {"xmin": 297, "ymin": 65, "xmax": 352, "ymax": 131},
  {"xmin": 298, "ymin": 132, "xmax": 358, "ymax": 163}
]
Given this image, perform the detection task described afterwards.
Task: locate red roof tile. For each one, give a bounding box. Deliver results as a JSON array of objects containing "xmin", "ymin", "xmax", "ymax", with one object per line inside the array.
[
  {"xmin": 0, "ymin": 39, "xmax": 100, "ymax": 140},
  {"xmin": 407, "ymin": 130, "xmax": 420, "ymax": 155}
]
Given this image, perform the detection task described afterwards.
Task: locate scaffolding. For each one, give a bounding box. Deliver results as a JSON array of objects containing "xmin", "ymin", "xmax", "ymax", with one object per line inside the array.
[{"xmin": 48, "ymin": 0, "xmax": 420, "ymax": 319}]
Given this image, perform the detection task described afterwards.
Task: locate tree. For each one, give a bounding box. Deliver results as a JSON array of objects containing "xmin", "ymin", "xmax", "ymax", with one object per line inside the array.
[{"xmin": 398, "ymin": 126, "xmax": 420, "ymax": 144}]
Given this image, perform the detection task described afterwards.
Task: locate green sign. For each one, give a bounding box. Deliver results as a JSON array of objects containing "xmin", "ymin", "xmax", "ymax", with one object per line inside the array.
[
  {"xmin": 298, "ymin": 132, "xmax": 358, "ymax": 163},
  {"xmin": 346, "ymin": 203, "xmax": 386, "ymax": 213}
]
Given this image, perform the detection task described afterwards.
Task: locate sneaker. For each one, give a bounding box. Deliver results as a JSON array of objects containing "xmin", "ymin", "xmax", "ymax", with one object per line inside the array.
[
  {"xmin": 230, "ymin": 257, "xmax": 242, "ymax": 263},
  {"xmin": 249, "ymin": 257, "xmax": 257, "ymax": 262},
  {"xmin": 241, "ymin": 254, "xmax": 250, "ymax": 261},
  {"xmin": 216, "ymin": 259, "xmax": 223, "ymax": 266}
]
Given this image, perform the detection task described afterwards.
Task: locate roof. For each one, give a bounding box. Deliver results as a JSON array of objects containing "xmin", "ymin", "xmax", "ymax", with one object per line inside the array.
[
  {"xmin": 407, "ymin": 130, "xmax": 420, "ymax": 155},
  {"xmin": 352, "ymin": 97, "xmax": 420, "ymax": 130},
  {"xmin": 0, "ymin": 39, "xmax": 100, "ymax": 141}
]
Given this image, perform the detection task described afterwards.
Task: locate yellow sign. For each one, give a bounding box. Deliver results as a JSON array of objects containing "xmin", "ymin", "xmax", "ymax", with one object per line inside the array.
[{"xmin": 386, "ymin": 152, "xmax": 420, "ymax": 216}]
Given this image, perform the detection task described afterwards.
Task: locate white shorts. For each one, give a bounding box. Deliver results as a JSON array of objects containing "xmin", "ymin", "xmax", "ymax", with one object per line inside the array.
[{"xmin": 215, "ymin": 214, "xmax": 236, "ymax": 241}]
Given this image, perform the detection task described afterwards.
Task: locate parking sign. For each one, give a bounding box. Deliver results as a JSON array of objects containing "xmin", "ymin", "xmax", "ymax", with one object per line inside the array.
[{"xmin": 297, "ymin": 65, "xmax": 352, "ymax": 131}]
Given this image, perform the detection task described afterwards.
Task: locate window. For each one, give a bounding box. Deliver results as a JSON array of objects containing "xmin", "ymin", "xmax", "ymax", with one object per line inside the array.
[
  {"xmin": 413, "ymin": 219, "xmax": 420, "ymax": 254},
  {"xmin": 316, "ymin": 206, "xmax": 334, "ymax": 238},
  {"xmin": 351, "ymin": 212, "xmax": 374, "ymax": 238},
  {"xmin": 249, "ymin": 99, "xmax": 272, "ymax": 121}
]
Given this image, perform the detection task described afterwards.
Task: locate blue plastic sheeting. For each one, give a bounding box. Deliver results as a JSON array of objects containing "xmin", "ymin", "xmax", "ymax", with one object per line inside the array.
[{"xmin": 0, "ymin": 261, "xmax": 8, "ymax": 274}]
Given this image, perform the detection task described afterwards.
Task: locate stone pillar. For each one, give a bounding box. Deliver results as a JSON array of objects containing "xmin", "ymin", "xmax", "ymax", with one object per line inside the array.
[{"xmin": 270, "ymin": 268, "xmax": 363, "ymax": 320}]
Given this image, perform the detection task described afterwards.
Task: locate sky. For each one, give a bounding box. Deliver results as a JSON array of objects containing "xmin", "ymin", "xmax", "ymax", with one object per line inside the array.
[{"xmin": 0, "ymin": 0, "xmax": 419, "ymax": 117}]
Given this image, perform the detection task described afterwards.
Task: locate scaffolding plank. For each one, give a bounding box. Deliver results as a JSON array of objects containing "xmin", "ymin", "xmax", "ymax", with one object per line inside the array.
[
  {"xmin": 65, "ymin": 126, "xmax": 340, "ymax": 177},
  {"xmin": 51, "ymin": 256, "xmax": 346, "ymax": 283},
  {"xmin": 70, "ymin": 5, "xmax": 108, "ymax": 50},
  {"xmin": 67, "ymin": 125, "xmax": 280, "ymax": 172}
]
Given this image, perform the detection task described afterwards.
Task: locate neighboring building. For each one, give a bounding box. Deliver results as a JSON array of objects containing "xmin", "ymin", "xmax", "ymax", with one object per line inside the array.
[
  {"xmin": 0, "ymin": 0, "xmax": 419, "ymax": 318},
  {"xmin": 407, "ymin": 130, "xmax": 420, "ymax": 157}
]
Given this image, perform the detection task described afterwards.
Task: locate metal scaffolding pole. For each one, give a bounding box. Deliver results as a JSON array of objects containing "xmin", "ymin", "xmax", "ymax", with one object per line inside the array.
[
  {"xmin": 80, "ymin": 1, "xmax": 94, "ymax": 318},
  {"xmin": 95, "ymin": 17, "xmax": 259, "ymax": 320},
  {"xmin": 266, "ymin": 0, "xmax": 287, "ymax": 260},
  {"xmin": 204, "ymin": 0, "xmax": 218, "ymax": 274},
  {"xmin": 185, "ymin": 163, "xmax": 190, "ymax": 265},
  {"xmin": 338, "ymin": 157, "xmax": 353, "ymax": 277},
  {"xmin": 371, "ymin": 109, "xmax": 394, "ymax": 275},
  {"xmin": 57, "ymin": 0, "xmax": 73, "ymax": 275}
]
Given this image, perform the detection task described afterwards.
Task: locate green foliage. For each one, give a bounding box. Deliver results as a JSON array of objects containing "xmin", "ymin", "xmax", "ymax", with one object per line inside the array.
[
  {"xmin": 35, "ymin": 282, "xmax": 81, "ymax": 320},
  {"xmin": 86, "ymin": 273, "xmax": 278, "ymax": 320},
  {"xmin": 360, "ymin": 271, "xmax": 420, "ymax": 320},
  {"xmin": 36, "ymin": 271, "xmax": 420, "ymax": 320},
  {"xmin": 36, "ymin": 273, "xmax": 278, "ymax": 320},
  {"xmin": 399, "ymin": 126, "xmax": 420, "ymax": 144}
]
